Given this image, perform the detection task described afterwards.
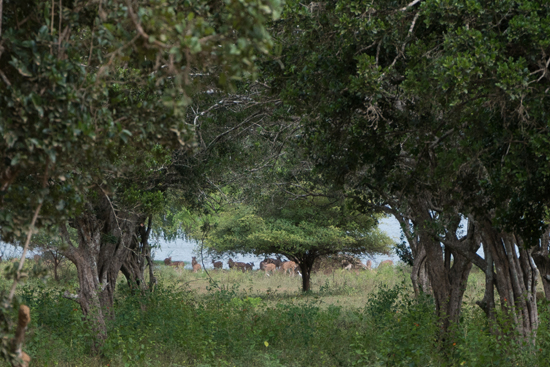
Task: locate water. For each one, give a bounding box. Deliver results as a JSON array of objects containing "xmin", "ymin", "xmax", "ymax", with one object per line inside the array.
[
  {"xmin": 155, "ymin": 215, "xmax": 402, "ymax": 269},
  {"xmin": 0, "ymin": 216, "xmax": 404, "ymax": 268}
]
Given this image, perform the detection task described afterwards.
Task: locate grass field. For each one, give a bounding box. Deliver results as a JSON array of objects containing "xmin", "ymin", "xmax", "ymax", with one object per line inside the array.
[{"xmin": 1, "ymin": 260, "xmax": 549, "ymax": 367}]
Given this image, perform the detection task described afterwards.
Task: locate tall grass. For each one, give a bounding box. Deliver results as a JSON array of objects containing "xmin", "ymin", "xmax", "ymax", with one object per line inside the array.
[{"xmin": 1, "ymin": 262, "xmax": 548, "ymax": 366}]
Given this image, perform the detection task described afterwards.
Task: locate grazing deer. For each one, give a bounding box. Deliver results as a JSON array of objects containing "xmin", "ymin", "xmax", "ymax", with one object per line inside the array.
[
  {"xmin": 228, "ymin": 258, "xmax": 250, "ymax": 272},
  {"xmin": 379, "ymin": 259, "xmax": 393, "ymax": 267},
  {"xmin": 212, "ymin": 259, "xmax": 223, "ymax": 270},
  {"xmin": 264, "ymin": 256, "xmax": 283, "ymax": 269},
  {"xmin": 191, "ymin": 257, "xmax": 202, "ymax": 272},
  {"xmin": 281, "ymin": 261, "xmax": 298, "ymax": 276},
  {"xmin": 234, "ymin": 261, "xmax": 248, "ymax": 272},
  {"xmin": 172, "ymin": 261, "xmax": 184, "ymax": 268},
  {"xmin": 263, "ymin": 263, "xmax": 276, "ymax": 276}
]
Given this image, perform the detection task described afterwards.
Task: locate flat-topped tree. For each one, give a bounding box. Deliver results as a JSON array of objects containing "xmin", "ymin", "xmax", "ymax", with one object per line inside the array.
[{"xmin": 200, "ymin": 196, "xmax": 392, "ymax": 292}]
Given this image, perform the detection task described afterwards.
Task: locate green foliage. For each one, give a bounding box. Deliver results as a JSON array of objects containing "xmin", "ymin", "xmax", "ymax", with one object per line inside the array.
[
  {"xmin": 1, "ymin": 0, "xmax": 282, "ymax": 241},
  {"xmin": 8, "ymin": 266, "xmax": 550, "ymax": 367},
  {"xmin": 193, "ymin": 198, "xmax": 392, "ymax": 261},
  {"xmin": 269, "ymin": 0, "xmax": 550, "ymax": 245}
]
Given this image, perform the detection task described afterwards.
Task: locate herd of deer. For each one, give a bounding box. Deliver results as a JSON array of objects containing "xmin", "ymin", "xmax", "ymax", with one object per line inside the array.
[
  {"xmin": 163, "ymin": 256, "xmax": 393, "ymax": 275},
  {"xmin": 163, "ymin": 255, "xmax": 302, "ymax": 276}
]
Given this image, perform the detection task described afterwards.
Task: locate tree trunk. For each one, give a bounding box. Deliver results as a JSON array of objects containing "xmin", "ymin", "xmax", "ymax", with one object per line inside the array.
[
  {"xmin": 413, "ymin": 202, "xmax": 475, "ymax": 336},
  {"xmin": 60, "ymin": 197, "xmax": 140, "ymax": 345},
  {"xmin": 295, "ymin": 253, "xmax": 316, "ymax": 292},
  {"xmin": 121, "ymin": 217, "xmax": 156, "ymax": 292},
  {"xmin": 532, "ymin": 227, "xmax": 550, "ymax": 300},
  {"xmin": 53, "ymin": 260, "xmax": 59, "ymax": 282},
  {"xmin": 397, "ymin": 214, "xmax": 431, "ymax": 297},
  {"xmin": 479, "ymin": 218, "xmax": 539, "ymax": 338},
  {"xmin": 476, "ymin": 240, "xmax": 496, "ymax": 320}
]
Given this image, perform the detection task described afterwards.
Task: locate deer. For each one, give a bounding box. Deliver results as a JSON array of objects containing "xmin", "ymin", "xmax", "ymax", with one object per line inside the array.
[
  {"xmin": 379, "ymin": 260, "xmax": 393, "ymax": 267},
  {"xmin": 212, "ymin": 259, "xmax": 223, "ymax": 270},
  {"xmin": 234, "ymin": 261, "xmax": 249, "ymax": 272},
  {"xmin": 264, "ymin": 256, "xmax": 283, "ymax": 269},
  {"xmin": 244, "ymin": 262, "xmax": 254, "ymax": 272},
  {"xmin": 281, "ymin": 261, "xmax": 298, "ymax": 276},
  {"xmin": 263, "ymin": 263, "xmax": 276, "ymax": 276},
  {"xmin": 164, "ymin": 257, "xmax": 172, "ymax": 266},
  {"xmin": 191, "ymin": 256, "xmax": 202, "ymax": 273}
]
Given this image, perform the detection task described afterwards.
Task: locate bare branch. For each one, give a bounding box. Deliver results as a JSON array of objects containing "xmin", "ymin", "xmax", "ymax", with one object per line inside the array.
[{"xmin": 400, "ymin": 0, "xmax": 422, "ymax": 11}]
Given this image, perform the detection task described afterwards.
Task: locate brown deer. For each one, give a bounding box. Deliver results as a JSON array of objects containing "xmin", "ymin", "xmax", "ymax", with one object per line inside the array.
[
  {"xmin": 264, "ymin": 256, "xmax": 283, "ymax": 269},
  {"xmin": 164, "ymin": 257, "xmax": 172, "ymax": 266},
  {"xmin": 379, "ymin": 260, "xmax": 394, "ymax": 268},
  {"xmin": 263, "ymin": 263, "xmax": 276, "ymax": 276},
  {"xmin": 228, "ymin": 258, "xmax": 249, "ymax": 272},
  {"xmin": 234, "ymin": 261, "xmax": 248, "ymax": 272},
  {"xmin": 212, "ymin": 259, "xmax": 223, "ymax": 270},
  {"xmin": 192, "ymin": 256, "xmax": 202, "ymax": 272},
  {"xmin": 244, "ymin": 263, "xmax": 254, "ymax": 272},
  {"xmin": 281, "ymin": 261, "xmax": 298, "ymax": 276}
]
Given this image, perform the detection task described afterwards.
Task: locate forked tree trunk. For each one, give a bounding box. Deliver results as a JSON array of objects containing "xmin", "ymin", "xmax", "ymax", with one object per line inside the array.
[
  {"xmin": 60, "ymin": 198, "xmax": 140, "ymax": 344},
  {"xmin": 121, "ymin": 217, "xmax": 156, "ymax": 291},
  {"xmin": 413, "ymin": 203, "xmax": 475, "ymax": 336},
  {"xmin": 393, "ymin": 212, "xmax": 431, "ymax": 297}
]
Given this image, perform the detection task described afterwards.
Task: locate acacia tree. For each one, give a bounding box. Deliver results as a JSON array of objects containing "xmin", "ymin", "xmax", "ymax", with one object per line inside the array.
[{"xmin": 196, "ymin": 197, "xmax": 392, "ymax": 291}]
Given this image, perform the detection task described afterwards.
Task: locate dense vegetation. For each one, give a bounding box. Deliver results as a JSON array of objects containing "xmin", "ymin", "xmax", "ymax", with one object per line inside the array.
[
  {"xmin": 5, "ymin": 261, "xmax": 550, "ymax": 367},
  {"xmin": 3, "ymin": 0, "xmax": 550, "ymax": 365}
]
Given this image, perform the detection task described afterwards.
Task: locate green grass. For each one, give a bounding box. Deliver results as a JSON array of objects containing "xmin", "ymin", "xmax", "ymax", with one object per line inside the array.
[{"xmin": 2, "ymin": 261, "xmax": 550, "ymax": 367}]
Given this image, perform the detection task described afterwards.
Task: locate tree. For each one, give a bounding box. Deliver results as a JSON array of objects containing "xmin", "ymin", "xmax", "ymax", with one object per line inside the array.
[
  {"xmin": 0, "ymin": 0, "xmax": 282, "ymax": 355},
  {"xmin": 197, "ymin": 196, "xmax": 392, "ymax": 292},
  {"xmin": 266, "ymin": 0, "xmax": 550, "ymax": 339}
]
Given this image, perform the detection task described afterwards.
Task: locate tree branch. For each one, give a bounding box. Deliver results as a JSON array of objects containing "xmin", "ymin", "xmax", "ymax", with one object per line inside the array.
[{"xmin": 400, "ymin": 0, "xmax": 422, "ymax": 11}]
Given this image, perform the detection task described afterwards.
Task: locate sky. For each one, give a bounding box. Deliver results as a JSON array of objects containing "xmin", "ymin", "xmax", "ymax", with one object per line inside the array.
[{"xmin": 1, "ymin": 215, "xmax": 404, "ymax": 269}]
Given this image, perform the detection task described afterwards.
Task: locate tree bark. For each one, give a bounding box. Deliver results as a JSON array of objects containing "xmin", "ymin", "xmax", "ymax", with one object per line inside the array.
[
  {"xmin": 394, "ymin": 211, "xmax": 431, "ymax": 297},
  {"xmin": 53, "ymin": 260, "xmax": 59, "ymax": 282},
  {"xmin": 121, "ymin": 217, "xmax": 156, "ymax": 291},
  {"xmin": 532, "ymin": 227, "xmax": 550, "ymax": 300},
  {"xmin": 412, "ymin": 201, "xmax": 475, "ymax": 335},
  {"xmin": 60, "ymin": 196, "xmax": 141, "ymax": 344},
  {"xmin": 478, "ymin": 218, "xmax": 539, "ymax": 338},
  {"xmin": 293, "ymin": 252, "xmax": 316, "ymax": 292}
]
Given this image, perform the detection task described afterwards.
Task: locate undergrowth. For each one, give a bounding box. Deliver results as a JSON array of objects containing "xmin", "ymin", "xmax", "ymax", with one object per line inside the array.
[{"xmin": 1, "ymin": 263, "xmax": 549, "ymax": 366}]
